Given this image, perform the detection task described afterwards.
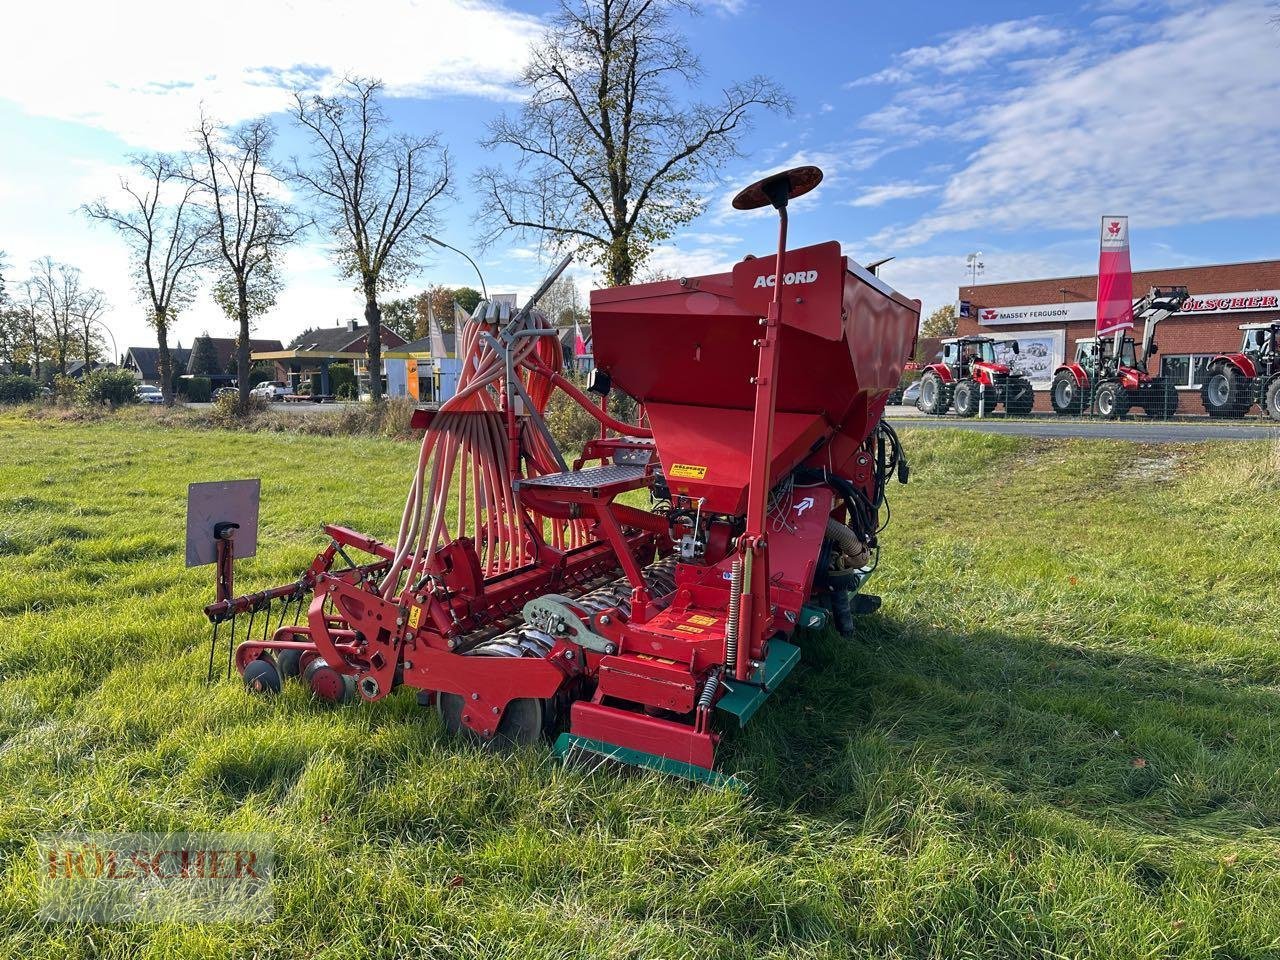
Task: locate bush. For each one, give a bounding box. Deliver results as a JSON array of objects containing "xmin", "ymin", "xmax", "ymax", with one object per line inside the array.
[
  {"xmin": 177, "ymin": 377, "xmax": 211, "ymax": 403},
  {"xmin": 329, "ymin": 363, "xmax": 356, "ymax": 400},
  {"xmin": 77, "ymin": 369, "xmax": 142, "ymax": 407},
  {"xmin": 0, "ymin": 375, "xmax": 40, "ymax": 404},
  {"xmin": 212, "ymin": 391, "xmax": 266, "ymax": 422},
  {"xmin": 249, "ymin": 363, "xmax": 277, "ymax": 388}
]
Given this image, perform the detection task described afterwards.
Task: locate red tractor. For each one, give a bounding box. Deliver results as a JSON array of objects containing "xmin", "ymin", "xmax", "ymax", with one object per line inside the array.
[
  {"xmin": 917, "ymin": 335, "xmax": 1034, "ymax": 417},
  {"xmin": 1050, "ymin": 286, "xmax": 1188, "ymax": 419},
  {"xmin": 1200, "ymin": 322, "xmax": 1280, "ymax": 419}
]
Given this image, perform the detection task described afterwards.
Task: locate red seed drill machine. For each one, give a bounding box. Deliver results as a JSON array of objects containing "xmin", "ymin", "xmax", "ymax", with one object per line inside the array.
[{"xmin": 190, "ymin": 166, "xmax": 920, "ymax": 785}]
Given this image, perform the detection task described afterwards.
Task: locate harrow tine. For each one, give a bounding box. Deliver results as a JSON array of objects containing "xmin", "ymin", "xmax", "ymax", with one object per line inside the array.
[
  {"xmin": 262, "ymin": 599, "xmax": 272, "ymax": 642},
  {"xmin": 206, "ymin": 619, "xmax": 220, "ymax": 685},
  {"xmin": 225, "ymin": 612, "xmax": 238, "ymax": 682}
]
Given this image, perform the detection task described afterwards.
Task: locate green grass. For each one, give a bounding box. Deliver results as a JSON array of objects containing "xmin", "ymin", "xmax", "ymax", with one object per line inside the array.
[{"xmin": 1, "ymin": 411, "xmax": 1279, "ymax": 958}]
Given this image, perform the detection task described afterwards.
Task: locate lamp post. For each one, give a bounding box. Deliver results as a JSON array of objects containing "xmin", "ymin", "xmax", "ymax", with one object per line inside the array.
[
  {"xmin": 77, "ymin": 314, "xmax": 118, "ymax": 367},
  {"xmin": 966, "ymin": 252, "xmax": 984, "ymax": 286},
  {"xmin": 424, "ymin": 235, "xmax": 488, "ymax": 302}
]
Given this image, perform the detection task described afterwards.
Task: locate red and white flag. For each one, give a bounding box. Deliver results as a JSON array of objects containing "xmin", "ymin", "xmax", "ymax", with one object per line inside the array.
[
  {"xmin": 1096, "ymin": 216, "xmax": 1133, "ymax": 336},
  {"xmin": 573, "ymin": 320, "xmax": 587, "ymax": 357}
]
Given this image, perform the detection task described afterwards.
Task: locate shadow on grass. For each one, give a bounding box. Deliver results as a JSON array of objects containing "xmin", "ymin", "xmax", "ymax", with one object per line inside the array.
[{"xmin": 734, "ymin": 614, "xmax": 1280, "ymax": 839}]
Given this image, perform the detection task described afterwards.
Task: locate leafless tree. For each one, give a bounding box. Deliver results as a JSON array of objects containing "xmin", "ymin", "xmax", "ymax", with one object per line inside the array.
[
  {"xmin": 74, "ymin": 288, "xmax": 110, "ymax": 367},
  {"xmin": 30, "ymin": 258, "xmax": 85, "ymax": 377},
  {"xmin": 475, "ymin": 0, "xmax": 790, "ymax": 287},
  {"xmin": 191, "ymin": 112, "xmax": 304, "ymax": 405},
  {"xmin": 82, "ymin": 154, "xmax": 213, "ymax": 403},
  {"xmin": 16, "ymin": 279, "xmax": 49, "ymax": 380},
  {"xmin": 290, "ymin": 77, "xmax": 451, "ymax": 401}
]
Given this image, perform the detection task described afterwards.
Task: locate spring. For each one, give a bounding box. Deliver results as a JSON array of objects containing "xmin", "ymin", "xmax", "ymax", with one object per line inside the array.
[
  {"xmin": 697, "ymin": 666, "xmax": 722, "ymax": 710},
  {"xmin": 724, "ymin": 556, "xmax": 744, "ymax": 671}
]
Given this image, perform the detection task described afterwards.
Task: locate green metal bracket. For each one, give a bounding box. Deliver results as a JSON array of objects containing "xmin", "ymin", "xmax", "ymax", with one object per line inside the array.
[
  {"xmin": 798, "ymin": 603, "xmax": 829, "ymax": 631},
  {"xmin": 716, "ymin": 638, "xmax": 800, "ymax": 728},
  {"xmin": 553, "ymin": 733, "xmax": 745, "ymax": 791}
]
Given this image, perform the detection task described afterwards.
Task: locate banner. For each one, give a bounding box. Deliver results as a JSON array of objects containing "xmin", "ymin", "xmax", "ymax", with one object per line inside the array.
[{"xmin": 1096, "ymin": 216, "xmax": 1133, "ymax": 336}]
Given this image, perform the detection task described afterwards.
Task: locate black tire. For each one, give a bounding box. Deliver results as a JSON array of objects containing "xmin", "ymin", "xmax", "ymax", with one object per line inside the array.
[
  {"xmin": 917, "ymin": 371, "xmax": 952, "ymax": 416},
  {"xmin": 1050, "ymin": 371, "xmax": 1085, "ymax": 416},
  {"xmin": 1142, "ymin": 378, "xmax": 1180, "ymax": 419},
  {"xmin": 952, "ymin": 379, "xmax": 980, "ymax": 417},
  {"xmin": 303, "ymin": 657, "xmax": 356, "ymax": 704},
  {"xmin": 1201, "ymin": 365, "xmax": 1252, "ymax": 418},
  {"xmin": 1005, "ymin": 377, "xmax": 1035, "ymax": 415},
  {"xmin": 1094, "ymin": 381, "xmax": 1130, "ymax": 419},
  {"xmin": 437, "ymin": 693, "xmax": 550, "ymax": 748},
  {"xmin": 276, "ymin": 647, "xmax": 305, "ymax": 680},
  {"xmin": 1264, "ymin": 377, "xmax": 1280, "ymax": 421},
  {"xmin": 243, "ymin": 657, "xmax": 282, "ymax": 695}
]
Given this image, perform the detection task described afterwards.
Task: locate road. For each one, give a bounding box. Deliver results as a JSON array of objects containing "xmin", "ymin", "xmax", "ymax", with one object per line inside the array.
[{"xmin": 885, "ymin": 407, "xmax": 1280, "ymax": 442}]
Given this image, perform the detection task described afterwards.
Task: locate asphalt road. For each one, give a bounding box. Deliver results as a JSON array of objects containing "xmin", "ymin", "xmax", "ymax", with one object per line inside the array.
[{"xmin": 886, "ymin": 408, "xmax": 1280, "ymax": 442}]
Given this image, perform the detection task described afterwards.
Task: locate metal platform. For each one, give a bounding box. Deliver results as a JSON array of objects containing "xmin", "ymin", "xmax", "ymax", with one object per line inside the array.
[{"xmin": 517, "ymin": 463, "xmax": 648, "ymax": 490}]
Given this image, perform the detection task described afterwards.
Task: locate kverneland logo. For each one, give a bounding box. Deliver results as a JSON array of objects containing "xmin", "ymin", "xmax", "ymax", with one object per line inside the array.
[{"xmin": 753, "ymin": 269, "xmax": 819, "ymax": 289}]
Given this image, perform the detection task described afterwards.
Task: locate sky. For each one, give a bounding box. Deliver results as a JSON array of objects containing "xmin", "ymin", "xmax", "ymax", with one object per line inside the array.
[{"xmin": 1, "ymin": 0, "xmax": 1278, "ymax": 355}]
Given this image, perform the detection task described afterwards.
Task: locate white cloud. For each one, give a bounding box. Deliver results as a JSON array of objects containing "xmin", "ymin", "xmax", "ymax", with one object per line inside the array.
[
  {"xmin": 848, "ymin": 18, "xmax": 1066, "ymax": 86},
  {"xmin": 872, "ymin": 0, "xmax": 1280, "ymax": 249},
  {"xmin": 848, "ymin": 182, "xmax": 940, "ymax": 207},
  {"xmin": 0, "ymin": 0, "xmax": 544, "ymax": 149}
]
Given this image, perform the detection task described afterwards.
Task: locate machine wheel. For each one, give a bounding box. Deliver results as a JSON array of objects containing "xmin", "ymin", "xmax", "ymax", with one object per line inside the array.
[
  {"xmin": 917, "ymin": 371, "xmax": 952, "ymax": 415},
  {"xmin": 952, "ymin": 379, "xmax": 981, "ymax": 417},
  {"xmin": 1264, "ymin": 377, "xmax": 1280, "ymax": 420},
  {"xmin": 437, "ymin": 693, "xmax": 550, "ymax": 748},
  {"xmin": 276, "ymin": 647, "xmax": 305, "ymax": 681},
  {"xmin": 1005, "ymin": 377, "xmax": 1035, "ymax": 415},
  {"xmin": 303, "ymin": 657, "xmax": 356, "ymax": 704},
  {"xmin": 1201, "ymin": 365, "xmax": 1251, "ymax": 418},
  {"xmin": 1094, "ymin": 381, "xmax": 1130, "ymax": 419},
  {"xmin": 243, "ymin": 656, "xmax": 282, "ymax": 695},
  {"xmin": 1142, "ymin": 378, "xmax": 1180, "ymax": 419},
  {"xmin": 1050, "ymin": 371, "xmax": 1085, "ymax": 416}
]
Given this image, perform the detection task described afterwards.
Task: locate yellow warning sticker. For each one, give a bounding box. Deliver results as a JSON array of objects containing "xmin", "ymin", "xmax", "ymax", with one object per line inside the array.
[
  {"xmin": 687, "ymin": 614, "xmax": 717, "ymax": 626},
  {"xmin": 669, "ymin": 463, "xmax": 708, "ymax": 479},
  {"xmin": 675, "ymin": 624, "xmax": 704, "ymax": 634},
  {"xmin": 407, "ymin": 606, "xmax": 422, "ymax": 630}
]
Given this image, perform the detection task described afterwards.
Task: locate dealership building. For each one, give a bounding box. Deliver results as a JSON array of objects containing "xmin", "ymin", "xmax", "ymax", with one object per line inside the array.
[{"xmin": 955, "ymin": 258, "xmax": 1280, "ymax": 413}]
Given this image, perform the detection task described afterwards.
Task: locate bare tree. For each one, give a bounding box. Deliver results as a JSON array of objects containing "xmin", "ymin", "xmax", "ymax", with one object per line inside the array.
[
  {"xmin": 16, "ymin": 279, "xmax": 49, "ymax": 380},
  {"xmin": 192, "ymin": 112, "xmax": 304, "ymax": 405},
  {"xmin": 30, "ymin": 258, "xmax": 85, "ymax": 376},
  {"xmin": 475, "ymin": 0, "xmax": 790, "ymax": 287},
  {"xmin": 290, "ymin": 77, "xmax": 451, "ymax": 401},
  {"xmin": 74, "ymin": 288, "xmax": 110, "ymax": 368},
  {"xmin": 82, "ymin": 154, "xmax": 212, "ymax": 403}
]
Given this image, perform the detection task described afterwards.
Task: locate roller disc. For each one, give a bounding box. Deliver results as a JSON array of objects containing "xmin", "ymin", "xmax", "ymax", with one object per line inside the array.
[
  {"xmin": 276, "ymin": 647, "xmax": 305, "ymax": 680},
  {"xmin": 243, "ymin": 657, "xmax": 281, "ymax": 695},
  {"xmin": 303, "ymin": 657, "xmax": 356, "ymax": 704},
  {"xmin": 437, "ymin": 694, "xmax": 548, "ymax": 748}
]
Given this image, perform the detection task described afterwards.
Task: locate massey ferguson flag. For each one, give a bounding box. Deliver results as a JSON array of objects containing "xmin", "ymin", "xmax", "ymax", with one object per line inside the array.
[{"xmin": 1095, "ymin": 216, "xmax": 1134, "ymax": 336}]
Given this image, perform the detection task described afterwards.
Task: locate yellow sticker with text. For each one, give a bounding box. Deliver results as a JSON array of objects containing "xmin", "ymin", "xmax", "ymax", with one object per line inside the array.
[
  {"xmin": 408, "ymin": 606, "xmax": 422, "ymax": 630},
  {"xmin": 675, "ymin": 624, "xmax": 704, "ymax": 634},
  {"xmin": 669, "ymin": 463, "xmax": 708, "ymax": 479},
  {"xmin": 687, "ymin": 614, "xmax": 717, "ymax": 626}
]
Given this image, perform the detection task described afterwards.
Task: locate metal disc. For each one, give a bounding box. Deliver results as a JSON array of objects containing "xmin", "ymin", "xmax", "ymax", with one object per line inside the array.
[
  {"xmin": 437, "ymin": 693, "xmax": 547, "ymax": 748},
  {"xmin": 732, "ymin": 165, "xmax": 824, "ymax": 210}
]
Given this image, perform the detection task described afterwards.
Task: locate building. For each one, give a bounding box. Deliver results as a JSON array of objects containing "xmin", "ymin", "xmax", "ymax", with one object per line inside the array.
[
  {"xmin": 957, "ymin": 258, "xmax": 1280, "ymax": 413},
  {"xmin": 123, "ymin": 338, "xmax": 285, "ymax": 388},
  {"xmin": 384, "ymin": 331, "xmax": 461, "ymax": 403},
  {"xmin": 123, "ymin": 345, "xmax": 191, "ymax": 387},
  {"xmin": 251, "ymin": 320, "xmax": 407, "ymax": 397}
]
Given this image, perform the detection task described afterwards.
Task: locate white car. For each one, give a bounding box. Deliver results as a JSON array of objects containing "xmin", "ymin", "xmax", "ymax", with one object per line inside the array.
[
  {"xmin": 136, "ymin": 384, "xmax": 165, "ymax": 405},
  {"xmin": 251, "ymin": 381, "xmax": 289, "ymax": 401}
]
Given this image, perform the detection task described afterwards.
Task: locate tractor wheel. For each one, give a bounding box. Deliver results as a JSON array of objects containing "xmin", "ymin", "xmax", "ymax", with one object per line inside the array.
[
  {"xmin": 303, "ymin": 657, "xmax": 356, "ymax": 704},
  {"xmin": 243, "ymin": 656, "xmax": 282, "ymax": 695},
  {"xmin": 1094, "ymin": 381, "xmax": 1130, "ymax": 419},
  {"xmin": 1201, "ymin": 365, "xmax": 1251, "ymax": 418},
  {"xmin": 1264, "ymin": 377, "xmax": 1280, "ymax": 420},
  {"xmin": 1142, "ymin": 378, "xmax": 1179, "ymax": 419},
  {"xmin": 952, "ymin": 379, "xmax": 981, "ymax": 417},
  {"xmin": 437, "ymin": 693, "xmax": 550, "ymax": 748},
  {"xmin": 1050, "ymin": 371, "xmax": 1085, "ymax": 416},
  {"xmin": 917, "ymin": 371, "xmax": 952, "ymax": 415},
  {"xmin": 1005, "ymin": 377, "xmax": 1035, "ymax": 415}
]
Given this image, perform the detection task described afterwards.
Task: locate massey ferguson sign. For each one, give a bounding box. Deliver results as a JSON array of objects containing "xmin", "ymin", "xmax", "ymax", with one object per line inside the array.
[{"xmin": 976, "ymin": 291, "xmax": 1280, "ymax": 326}]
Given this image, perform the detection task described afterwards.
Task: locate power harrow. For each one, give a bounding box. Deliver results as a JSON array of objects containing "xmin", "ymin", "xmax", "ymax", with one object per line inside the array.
[{"xmin": 194, "ymin": 166, "xmax": 920, "ymax": 786}]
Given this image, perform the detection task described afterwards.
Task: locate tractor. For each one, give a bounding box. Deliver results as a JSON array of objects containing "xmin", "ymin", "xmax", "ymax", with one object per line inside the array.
[
  {"xmin": 1200, "ymin": 322, "xmax": 1280, "ymax": 419},
  {"xmin": 917, "ymin": 335, "xmax": 1034, "ymax": 417},
  {"xmin": 187, "ymin": 166, "xmax": 920, "ymax": 787},
  {"xmin": 1050, "ymin": 286, "xmax": 1188, "ymax": 419}
]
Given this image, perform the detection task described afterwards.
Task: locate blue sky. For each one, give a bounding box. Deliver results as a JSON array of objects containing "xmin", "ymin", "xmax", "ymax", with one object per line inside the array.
[{"xmin": 1, "ymin": 0, "xmax": 1277, "ymax": 351}]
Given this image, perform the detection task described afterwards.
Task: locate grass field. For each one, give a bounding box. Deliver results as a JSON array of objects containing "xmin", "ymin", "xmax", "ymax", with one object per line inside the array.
[{"xmin": 1, "ymin": 410, "xmax": 1279, "ymax": 958}]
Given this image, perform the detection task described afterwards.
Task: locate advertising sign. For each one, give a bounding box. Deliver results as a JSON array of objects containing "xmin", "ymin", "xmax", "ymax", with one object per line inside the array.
[{"xmin": 991, "ymin": 330, "xmax": 1064, "ymax": 386}]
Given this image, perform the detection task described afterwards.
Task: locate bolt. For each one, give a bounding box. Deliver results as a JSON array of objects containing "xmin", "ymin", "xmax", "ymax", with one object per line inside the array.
[
  {"xmin": 600, "ymin": 614, "xmax": 611, "ymax": 625},
  {"xmin": 491, "ymin": 706, "xmax": 499, "ymax": 715},
  {"xmin": 563, "ymin": 650, "xmax": 573, "ymax": 660},
  {"xmin": 470, "ymin": 692, "xmax": 480, "ymax": 700},
  {"xmin": 605, "ymin": 644, "xmax": 617, "ymax": 655},
  {"xmin": 447, "ymin": 639, "xmax": 458, "ymax": 650}
]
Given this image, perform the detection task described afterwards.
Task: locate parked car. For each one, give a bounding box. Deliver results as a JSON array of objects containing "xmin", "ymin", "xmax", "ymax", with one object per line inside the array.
[
  {"xmin": 903, "ymin": 380, "xmax": 921, "ymax": 406},
  {"xmin": 250, "ymin": 381, "xmax": 289, "ymax": 401},
  {"xmin": 136, "ymin": 384, "xmax": 165, "ymax": 405}
]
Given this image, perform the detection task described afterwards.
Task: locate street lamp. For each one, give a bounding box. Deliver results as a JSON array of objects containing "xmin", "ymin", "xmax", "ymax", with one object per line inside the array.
[
  {"xmin": 424, "ymin": 235, "xmax": 488, "ymax": 302},
  {"xmin": 77, "ymin": 314, "xmax": 118, "ymax": 367},
  {"xmin": 965, "ymin": 252, "xmax": 985, "ymax": 286}
]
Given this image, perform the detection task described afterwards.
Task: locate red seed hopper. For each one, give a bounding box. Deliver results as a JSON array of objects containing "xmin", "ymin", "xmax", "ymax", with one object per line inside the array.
[{"xmin": 192, "ymin": 165, "xmax": 920, "ymax": 787}]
